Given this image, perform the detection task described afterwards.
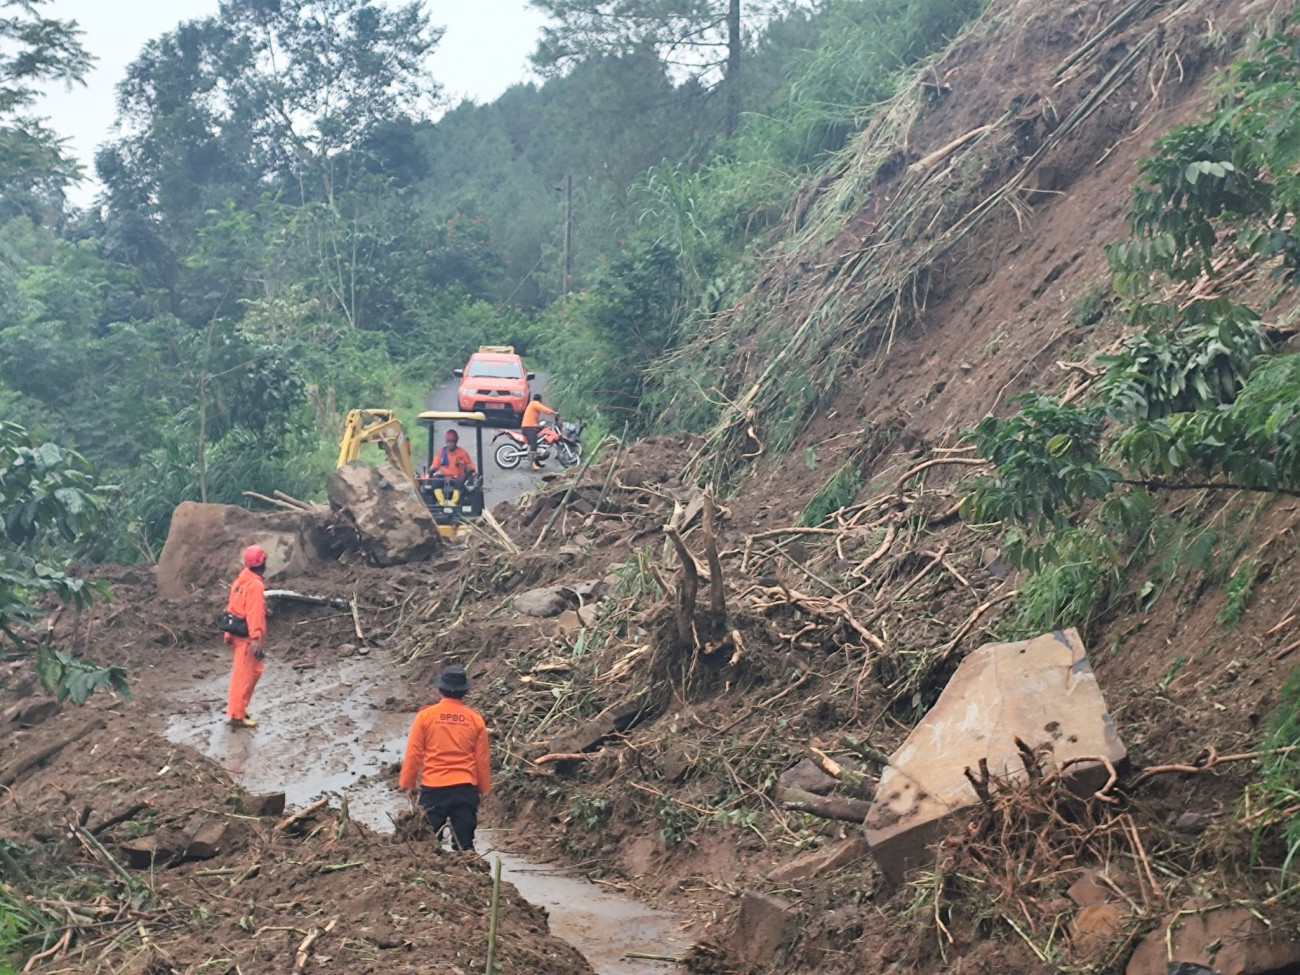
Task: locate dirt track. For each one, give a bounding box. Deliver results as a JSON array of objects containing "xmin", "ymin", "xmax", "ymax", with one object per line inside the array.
[{"xmin": 424, "ymin": 372, "xmax": 557, "ymax": 509}]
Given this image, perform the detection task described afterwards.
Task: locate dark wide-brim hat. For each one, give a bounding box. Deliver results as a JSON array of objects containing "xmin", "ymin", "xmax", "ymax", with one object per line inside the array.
[{"xmin": 437, "ymin": 664, "xmax": 471, "ymax": 693}]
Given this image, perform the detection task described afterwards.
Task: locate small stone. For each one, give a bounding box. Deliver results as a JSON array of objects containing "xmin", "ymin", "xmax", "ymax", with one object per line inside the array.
[
  {"xmin": 513, "ymin": 587, "xmax": 568, "ymax": 618},
  {"xmin": 1126, "ymin": 906, "xmax": 1300, "ymax": 975},
  {"xmin": 238, "ymin": 792, "xmax": 286, "ymax": 817},
  {"xmin": 182, "ymin": 819, "xmax": 229, "ymax": 860},
  {"xmin": 1173, "ymin": 811, "xmax": 1211, "ymax": 836},
  {"xmin": 1071, "ymin": 903, "xmax": 1124, "ymax": 954},
  {"xmin": 119, "ymin": 836, "xmax": 174, "ymax": 869},
  {"xmin": 1067, "ymin": 869, "xmax": 1110, "ymax": 908},
  {"xmin": 776, "ymin": 758, "xmax": 838, "ymax": 798}
]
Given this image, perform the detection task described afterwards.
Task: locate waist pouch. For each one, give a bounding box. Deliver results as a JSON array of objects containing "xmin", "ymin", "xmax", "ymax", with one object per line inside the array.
[{"xmin": 218, "ymin": 611, "xmax": 250, "ymax": 638}]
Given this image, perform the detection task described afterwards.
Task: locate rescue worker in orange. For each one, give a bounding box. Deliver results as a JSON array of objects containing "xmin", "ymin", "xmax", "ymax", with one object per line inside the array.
[
  {"xmin": 521, "ymin": 393, "xmax": 557, "ymax": 471},
  {"xmin": 399, "ymin": 664, "xmax": 490, "ymax": 850},
  {"xmin": 433, "ymin": 428, "xmax": 477, "ymax": 488},
  {"xmin": 224, "ymin": 545, "xmax": 268, "ymax": 729}
]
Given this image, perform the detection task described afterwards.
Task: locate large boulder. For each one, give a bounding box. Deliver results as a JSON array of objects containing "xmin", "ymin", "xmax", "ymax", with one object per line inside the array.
[
  {"xmin": 1126, "ymin": 907, "xmax": 1300, "ymax": 975},
  {"xmin": 864, "ymin": 628, "xmax": 1126, "ymax": 883},
  {"xmin": 326, "ymin": 461, "xmax": 440, "ymax": 566},
  {"xmin": 156, "ymin": 501, "xmax": 322, "ymax": 599}
]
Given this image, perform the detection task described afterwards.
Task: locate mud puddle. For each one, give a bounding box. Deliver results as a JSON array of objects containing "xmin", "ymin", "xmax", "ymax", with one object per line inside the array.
[{"xmin": 164, "ymin": 655, "xmax": 686, "ymax": 974}]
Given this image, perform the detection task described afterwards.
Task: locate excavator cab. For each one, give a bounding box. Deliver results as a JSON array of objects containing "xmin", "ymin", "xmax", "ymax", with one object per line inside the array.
[{"xmin": 416, "ymin": 411, "xmax": 487, "ymax": 538}]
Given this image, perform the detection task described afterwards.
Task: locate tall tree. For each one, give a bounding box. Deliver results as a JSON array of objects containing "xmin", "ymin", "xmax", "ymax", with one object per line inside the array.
[
  {"xmin": 529, "ymin": 0, "xmax": 796, "ymax": 136},
  {"xmin": 95, "ymin": 0, "xmax": 442, "ymax": 321},
  {"xmin": 0, "ymin": 0, "xmax": 93, "ymax": 221}
]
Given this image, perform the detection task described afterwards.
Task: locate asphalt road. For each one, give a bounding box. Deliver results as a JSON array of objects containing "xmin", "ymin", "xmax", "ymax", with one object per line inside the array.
[{"xmin": 423, "ymin": 372, "xmax": 551, "ymax": 509}]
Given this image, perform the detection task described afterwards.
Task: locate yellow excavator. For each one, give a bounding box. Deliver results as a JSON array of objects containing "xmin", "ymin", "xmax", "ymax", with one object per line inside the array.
[
  {"xmin": 337, "ymin": 409, "xmax": 416, "ymax": 482},
  {"xmin": 336, "ymin": 408, "xmax": 487, "ymax": 539}
]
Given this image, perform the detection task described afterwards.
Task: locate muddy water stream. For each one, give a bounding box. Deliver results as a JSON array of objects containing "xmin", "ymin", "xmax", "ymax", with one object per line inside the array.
[{"xmin": 163, "ymin": 655, "xmax": 687, "ymax": 974}]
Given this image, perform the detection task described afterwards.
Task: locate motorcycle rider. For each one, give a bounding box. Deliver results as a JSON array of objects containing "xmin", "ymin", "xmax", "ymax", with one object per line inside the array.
[{"xmin": 520, "ymin": 394, "xmax": 557, "ymax": 471}]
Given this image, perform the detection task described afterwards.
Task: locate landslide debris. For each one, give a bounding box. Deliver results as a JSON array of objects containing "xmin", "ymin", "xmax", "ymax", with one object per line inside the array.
[{"xmin": 0, "ymin": 693, "xmax": 591, "ymax": 974}]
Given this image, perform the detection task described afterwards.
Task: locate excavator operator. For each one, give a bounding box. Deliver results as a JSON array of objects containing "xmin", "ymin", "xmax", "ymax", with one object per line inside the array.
[{"xmin": 432, "ymin": 429, "xmax": 477, "ymax": 490}]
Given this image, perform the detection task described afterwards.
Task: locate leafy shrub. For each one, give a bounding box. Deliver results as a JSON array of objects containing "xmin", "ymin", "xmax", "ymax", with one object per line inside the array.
[{"xmin": 1248, "ymin": 666, "xmax": 1300, "ymax": 882}]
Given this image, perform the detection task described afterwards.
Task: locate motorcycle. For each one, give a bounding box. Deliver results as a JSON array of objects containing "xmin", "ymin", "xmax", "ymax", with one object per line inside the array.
[{"xmin": 493, "ymin": 419, "xmax": 585, "ymax": 470}]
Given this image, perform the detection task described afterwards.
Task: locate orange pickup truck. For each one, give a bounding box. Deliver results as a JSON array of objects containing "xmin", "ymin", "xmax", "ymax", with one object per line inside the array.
[{"xmin": 454, "ymin": 346, "xmax": 534, "ymax": 426}]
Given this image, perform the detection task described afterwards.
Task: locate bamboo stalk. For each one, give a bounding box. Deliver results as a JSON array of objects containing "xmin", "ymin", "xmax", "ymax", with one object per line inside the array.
[
  {"xmin": 484, "ymin": 856, "xmax": 502, "ymax": 975},
  {"xmin": 535, "ymin": 437, "xmax": 607, "ymax": 548}
]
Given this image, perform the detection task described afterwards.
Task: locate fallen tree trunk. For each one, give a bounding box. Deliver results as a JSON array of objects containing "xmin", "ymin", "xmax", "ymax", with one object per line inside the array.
[
  {"xmin": 0, "ymin": 718, "xmax": 105, "ymax": 786},
  {"xmin": 263, "ymin": 590, "xmax": 349, "ymax": 609},
  {"xmin": 780, "ymin": 786, "xmax": 872, "ymax": 823}
]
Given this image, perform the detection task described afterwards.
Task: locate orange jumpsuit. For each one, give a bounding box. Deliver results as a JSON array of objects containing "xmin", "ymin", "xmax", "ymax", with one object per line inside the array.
[
  {"xmin": 399, "ymin": 697, "xmax": 491, "ymax": 794},
  {"xmin": 434, "ymin": 444, "xmax": 476, "ymax": 480},
  {"xmin": 224, "ymin": 567, "xmax": 267, "ymax": 721}
]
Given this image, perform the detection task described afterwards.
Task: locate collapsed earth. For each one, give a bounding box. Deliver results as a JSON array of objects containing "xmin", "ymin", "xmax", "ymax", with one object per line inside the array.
[{"xmin": 5, "ymin": 0, "xmax": 1300, "ymax": 973}]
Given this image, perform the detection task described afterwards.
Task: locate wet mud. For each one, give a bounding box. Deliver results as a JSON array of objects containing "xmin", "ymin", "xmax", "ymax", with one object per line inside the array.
[{"xmin": 164, "ymin": 653, "xmax": 686, "ymax": 975}]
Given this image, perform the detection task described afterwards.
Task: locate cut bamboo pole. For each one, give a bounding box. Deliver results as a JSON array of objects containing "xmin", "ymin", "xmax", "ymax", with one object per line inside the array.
[{"xmin": 484, "ymin": 856, "xmax": 502, "ymax": 975}]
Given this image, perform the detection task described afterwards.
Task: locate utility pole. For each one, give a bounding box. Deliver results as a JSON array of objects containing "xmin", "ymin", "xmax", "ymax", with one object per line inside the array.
[{"xmin": 562, "ymin": 172, "xmax": 573, "ymax": 296}]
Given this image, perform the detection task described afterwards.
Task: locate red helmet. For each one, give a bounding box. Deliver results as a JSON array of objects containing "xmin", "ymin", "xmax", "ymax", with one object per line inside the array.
[{"xmin": 243, "ymin": 545, "xmax": 268, "ymax": 568}]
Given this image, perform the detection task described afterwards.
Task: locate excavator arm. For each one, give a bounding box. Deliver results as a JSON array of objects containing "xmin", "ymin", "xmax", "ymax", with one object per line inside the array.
[{"xmin": 337, "ymin": 409, "xmax": 416, "ymax": 484}]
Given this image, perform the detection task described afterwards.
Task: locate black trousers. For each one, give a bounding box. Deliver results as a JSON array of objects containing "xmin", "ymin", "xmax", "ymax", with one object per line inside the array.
[{"xmin": 417, "ymin": 784, "xmax": 480, "ymax": 850}]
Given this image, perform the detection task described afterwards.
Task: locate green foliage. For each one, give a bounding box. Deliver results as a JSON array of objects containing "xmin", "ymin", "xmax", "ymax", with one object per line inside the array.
[
  {"xmin": 1069, "ymin": 280, "xmax": 1109, "ymax": 328},
  {"xmin": 967, "ymin": 397, "xmax": 1115, "ymax": 534},
  {"xmin": 799, "ymin": 459, "xmax": 862, "ymax": 526},
  {"xmin": 34, "ymin": 646, "xmax": 129, "ymax": 704},
  {"xmin": 972, "ymin": 26, "xmax": 1300, "ymax": 636},
  {"xmin": 1248, "ymin": 666, "xmax": 1300, "ymax": 884},
  {"xmin": 0, "ymin": 0, "xmax": 92, "ymax": 221},
  {"xmin": 544, "ymin": 240, "xmax": 689, "ymax": 424},
  {"xmin": 0, "ymin": 881, "xmax": 30, "ymax": 972},
  {"xmin": 999, "ymin": 528, "xmax": 1122, "ymax": 640},
  {"xmin": 655, "ymin": 794, "xmax": 701, "ymax": 848},
  {"xmin": 0, "ymin": 421, "xmax": 107, "ymax": 642},
  {"xmin": 1219, "ymin": 558, "xmax": 1260, "ymax": 627},
  {"xmin": 1096, "ymin": 301, "xmax": 1269, "ymax": 421}
]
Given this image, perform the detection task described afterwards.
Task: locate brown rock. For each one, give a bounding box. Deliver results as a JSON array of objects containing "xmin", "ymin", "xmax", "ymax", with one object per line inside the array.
[
  {"xmin": 864, "ymin": 629, "xmax": 1126, "ymax": 883},
  {"xmin": 728, "ymin": 891, "xmax": 796, "ymax": 969},
  {"xmin": 1067, "ymin": 869, "xmax": 1110, "ymax": 908},
  {"xmin": 553, "ymin": 605, "xmax": 598, "ymax": 632},
  {"xmin": 1071, "ymin": 903, "xmax": 1125, "ymax": 954},
  {"xmin": 514, "ymin": 587, "xmax": 568, "ymax": 618},
  {"xmin": 156, "ymin": 501, "xmax": 321, "ymax": 599},
  {"xmin": 1126, "ymin": 906, "xmax": 1300, "ymax": 975},
  {"xmin": 119, "ymin": 836, "xmax": 175, "ymax": 869},
  {"xmin": 8, "ymin": 697, "xmax": 59, "ymax": 728},
  {"xmin": 182, "ymin": 826, "xmax": 227, "ymax": 863},
  {"xmin": 326, "ymin": 461, "xmax": 440, "ymax": 566},
  {"xmin": 1174, "ymin": 811, "xmax": 1211, "ymax": 836},
  {"xmin": 776, "ymin": 758, "xmax": 838, "ymax": 798},
  {"xmin": 238, "ymin": 792, "xmax": 287, "ymax": 817},
  {"xmin": 767, "ymin": 836, "xmax": 870, "ymax": 884}
]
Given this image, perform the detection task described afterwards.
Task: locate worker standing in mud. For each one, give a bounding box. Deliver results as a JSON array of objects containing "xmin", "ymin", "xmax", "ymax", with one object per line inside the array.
[
  {"xmin": 221, "ymin": 545, "xmax": 268, "ymax": 729},
  {"xmin": 399, "ymin": 664, "xmax": 491, "ymax": 851}
]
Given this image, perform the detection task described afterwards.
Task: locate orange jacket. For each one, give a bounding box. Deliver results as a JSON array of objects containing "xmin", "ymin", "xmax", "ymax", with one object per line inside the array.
[
  {"xmin": 400, "ymin": 697, "xmax": 491, "ymax": 795},
  {"xmin": 434, "ymin": 444, "xmax": 476, "ymax": 479},
  {"xmin": 226, "ymin": 567, "xmax": 266, "ymax": 640},
  {"xmin": 521, "ymin": 400, "xmax": 556, "ymax": 428}
]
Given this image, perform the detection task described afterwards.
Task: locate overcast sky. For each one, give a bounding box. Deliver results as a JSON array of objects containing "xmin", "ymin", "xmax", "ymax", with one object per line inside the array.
[{"xmin": 33, "ymin": 0, "xmax": 548, "ymax": 206}]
